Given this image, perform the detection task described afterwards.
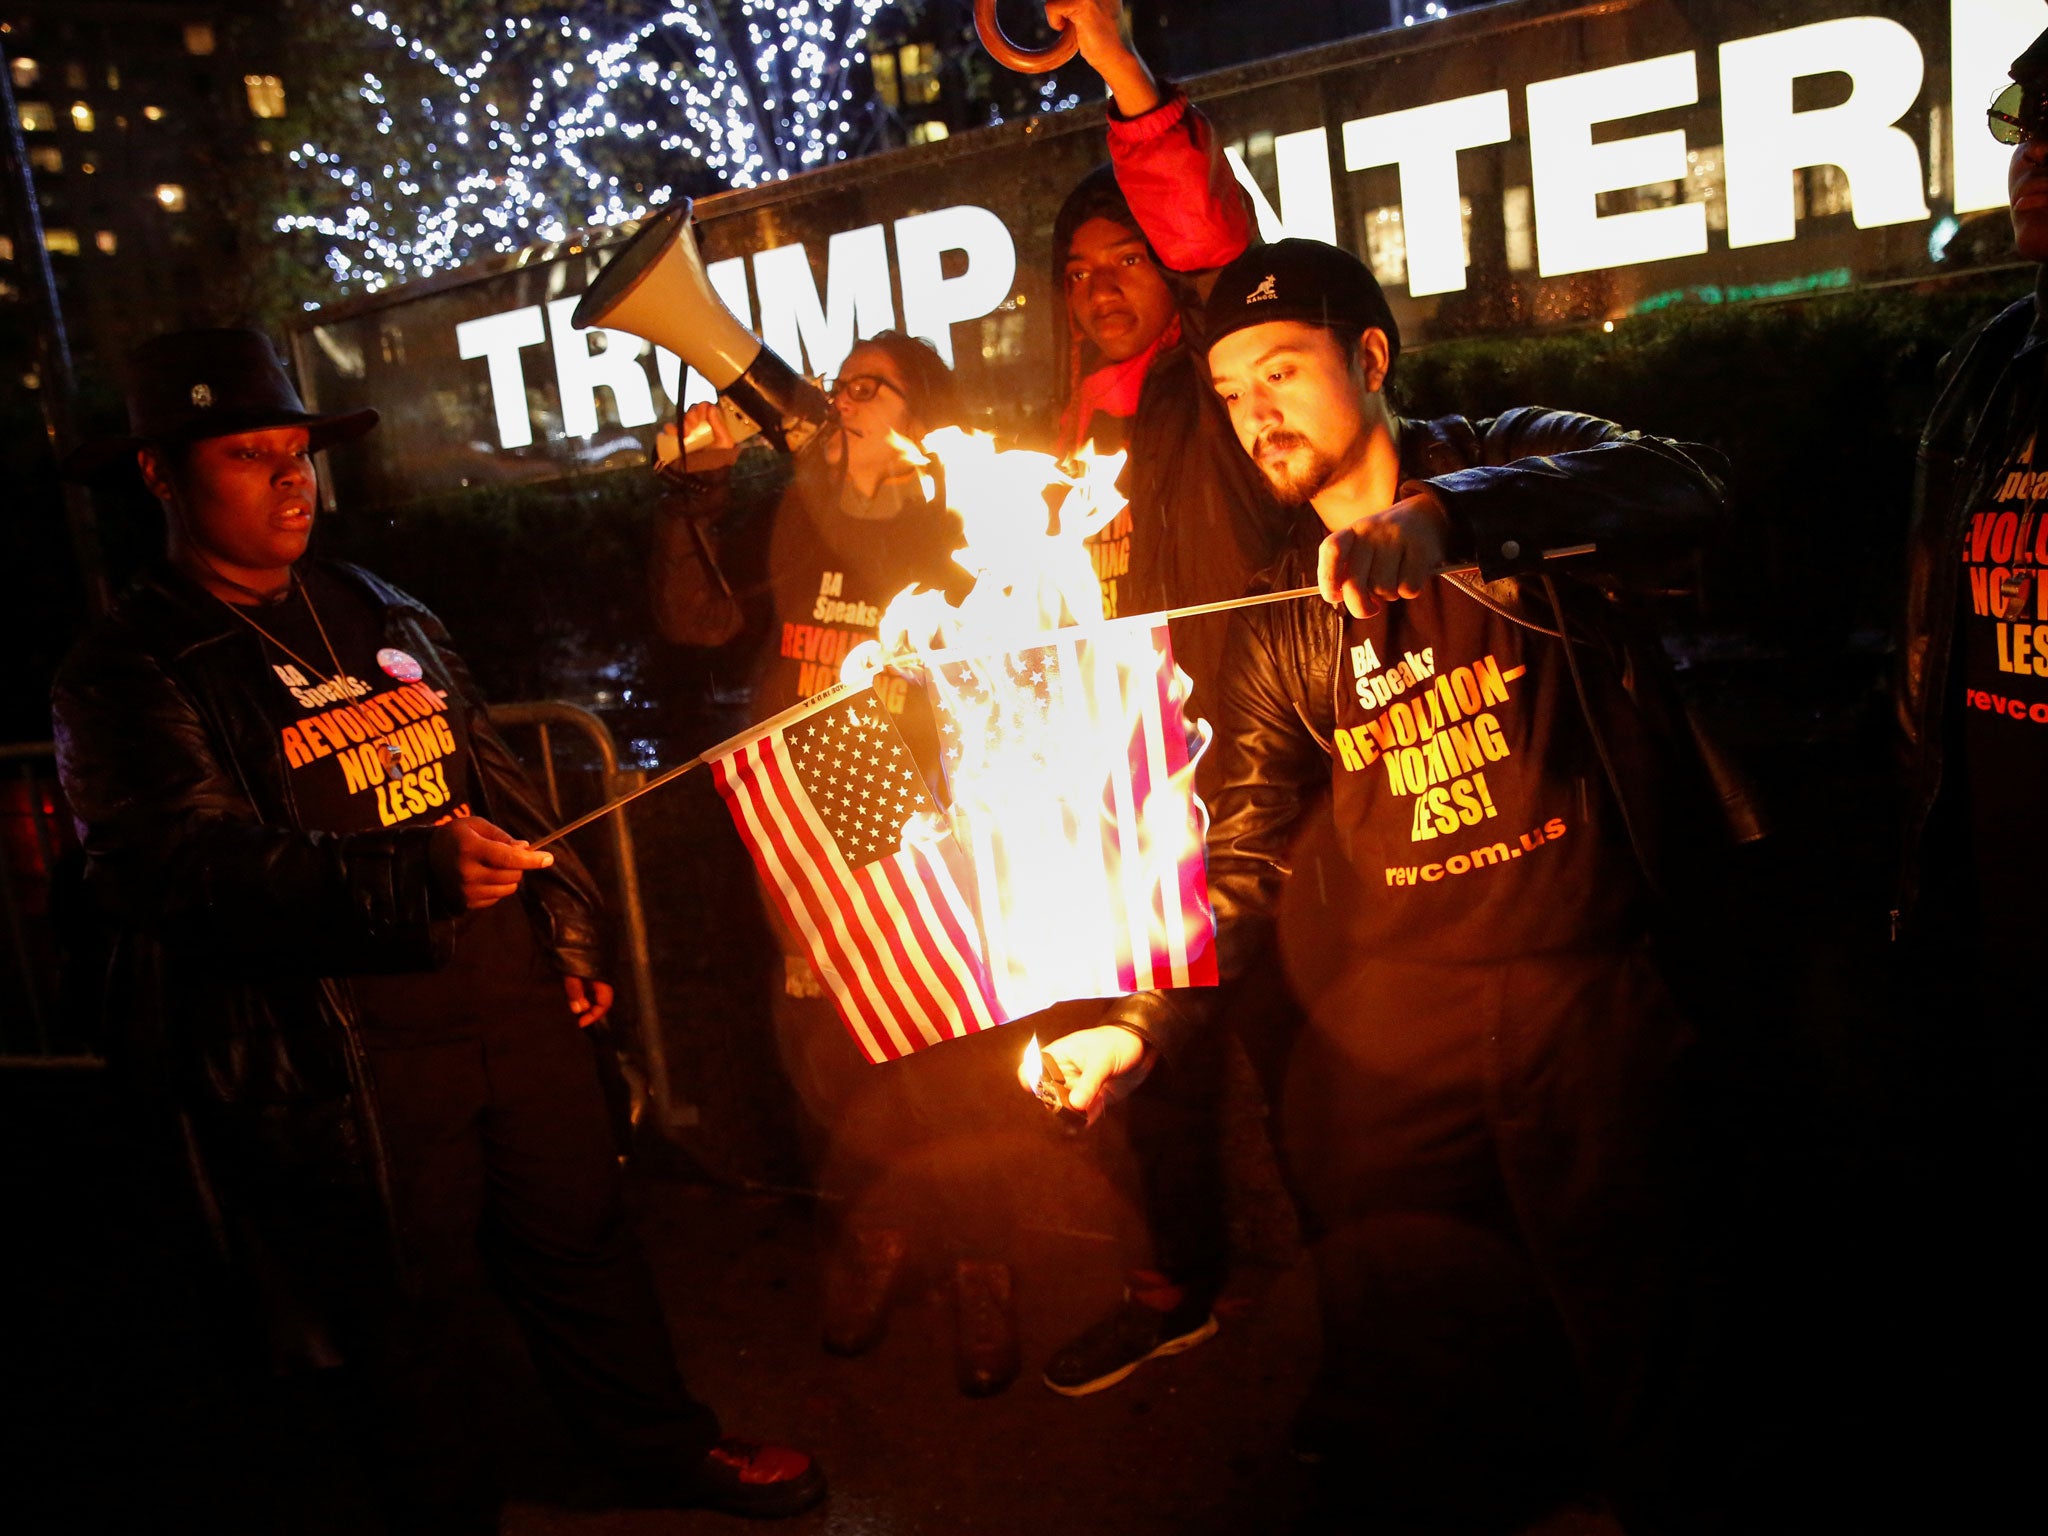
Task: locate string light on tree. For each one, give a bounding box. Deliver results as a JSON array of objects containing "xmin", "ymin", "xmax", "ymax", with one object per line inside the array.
[{"xmin": 278, "ymin": 2, "xmax": 892, "ymax": 294}]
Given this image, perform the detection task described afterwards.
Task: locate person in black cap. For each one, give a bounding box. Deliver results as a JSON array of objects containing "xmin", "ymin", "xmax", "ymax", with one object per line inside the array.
[
  {"xmin": 1041, "ymin": 241, "xmax": 1738, "ymax": 1528},
  {"xmin": 51, "ymin": 329, "xmax": 824, "ymax": 1529},
  {"xmin": 1889, "ymin": 27, "xmax": 2048, "ymax": 1518}
]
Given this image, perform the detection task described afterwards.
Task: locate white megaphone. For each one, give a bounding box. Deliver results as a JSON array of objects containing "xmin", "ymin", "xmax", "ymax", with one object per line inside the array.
[{"xmin": 570, "ymin": 199, "xmax": 832, "ymax": 458}]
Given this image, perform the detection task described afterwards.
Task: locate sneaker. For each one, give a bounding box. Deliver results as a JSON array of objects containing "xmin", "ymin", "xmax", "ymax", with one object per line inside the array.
[
  {"xmin": 822, "ymin": 1226, "xmax": 908, "ymax": 1357},
  {"xmin": 1042, "ymin": 1281, "xmax": 1218, "ymax": 1397},
  {"xmin": 684, "ymin": 1438, "xmax": 827, "ymax": 1520},
  {"xmin": 953, "ymin": 1259, "xmax": 1020, "ymax": 1398}
]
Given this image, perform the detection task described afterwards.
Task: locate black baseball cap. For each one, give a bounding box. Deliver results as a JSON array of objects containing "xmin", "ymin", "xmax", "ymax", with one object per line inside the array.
[{"xmin": 1199, "ymin": 239, "xmax": 1400, "ymax": 368}]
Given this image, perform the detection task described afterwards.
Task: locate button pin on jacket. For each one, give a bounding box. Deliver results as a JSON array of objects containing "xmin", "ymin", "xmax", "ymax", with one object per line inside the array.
[{"xmin": 1999, "ymin": 569, "xmax": 2033, "ymax": 619}]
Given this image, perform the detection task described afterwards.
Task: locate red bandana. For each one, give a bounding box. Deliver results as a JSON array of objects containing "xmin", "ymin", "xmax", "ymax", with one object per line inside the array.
[{"xmin": 1058, "ymin": 315, "xmax": 1182, "ymax": 457}]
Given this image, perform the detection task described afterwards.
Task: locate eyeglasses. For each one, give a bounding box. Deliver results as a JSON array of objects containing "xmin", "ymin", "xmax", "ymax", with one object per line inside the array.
[
  {"xmin": 827, "ymin": 373, "xmax": 905, "ymax": 406},
  {"xmin": 1988, "ymin": 80, "xmax": 2048, "ymax": 146}
]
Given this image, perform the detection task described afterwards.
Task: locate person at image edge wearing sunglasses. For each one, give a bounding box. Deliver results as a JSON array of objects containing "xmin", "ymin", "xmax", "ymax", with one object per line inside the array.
[{"xmin": 1888, "ymin": 27, "xmax": 2048, "ymax": 1517}]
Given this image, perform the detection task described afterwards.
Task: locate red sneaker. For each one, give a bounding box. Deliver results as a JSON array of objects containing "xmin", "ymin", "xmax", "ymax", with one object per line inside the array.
[{"xmin": 687, "ymin": 1438, "xmax": 827, "ymax": 1519}]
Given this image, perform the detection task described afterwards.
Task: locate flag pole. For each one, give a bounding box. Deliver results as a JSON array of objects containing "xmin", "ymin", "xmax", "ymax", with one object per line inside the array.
[
  {"xmin": 528, "ymin": 680, "xmax": 859, "ymax": 849},
  {"xmin": 528, "ymin": 543, "xmax": 1593, "ymax": 847}
]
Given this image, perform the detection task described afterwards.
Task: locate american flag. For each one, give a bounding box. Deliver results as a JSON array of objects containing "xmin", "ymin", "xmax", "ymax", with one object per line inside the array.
[
  {"xmin": 709, "ymin": 686, "xmax": 1008, "ymax": 1063},
  {"xmin": 930, "ymin": 617, "xmax": 1218, "ymax": 1020}
]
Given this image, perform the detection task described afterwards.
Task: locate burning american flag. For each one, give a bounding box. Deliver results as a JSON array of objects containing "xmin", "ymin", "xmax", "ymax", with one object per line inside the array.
[
  {"xmin": 927, "ymin": 618, "xmax": 1218, "ymax": 1020},
  {"xmin": 712, "ymin": 429, "xmax": 1219, "ymax": 1063}
]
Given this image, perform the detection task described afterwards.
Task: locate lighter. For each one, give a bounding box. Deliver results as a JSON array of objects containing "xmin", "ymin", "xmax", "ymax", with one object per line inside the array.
[{"xmin": 1023, "ymin": 1034, "xmax": 1089, "ymax": 1129}]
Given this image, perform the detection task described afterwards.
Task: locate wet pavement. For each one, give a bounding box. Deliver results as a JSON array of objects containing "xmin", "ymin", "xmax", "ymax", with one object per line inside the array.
[
  {"xmin": 1, "ymin": 1009, "xmax": 1986, "ymax": 1536},
  {"xmin": 6, "ymin": 1065, "xmax": 1338, "ymax": 1536},
  {"xmin": 531, "ymin": 1183, "xmax": 1322, "ymax": 1536}
]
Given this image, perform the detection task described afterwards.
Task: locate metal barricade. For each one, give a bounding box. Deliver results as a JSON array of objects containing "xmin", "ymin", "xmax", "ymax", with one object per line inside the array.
[
  {"xmin": 489, "ymin": 702, "xmax": 697, "ymax": 1134},
  {"xmin": 0, "ymin": 715, "xmax": 693, "ymax": 1132},
  {"xmin": 0, "ymin": 740, "xmax": 97, "ymax": 1068}
]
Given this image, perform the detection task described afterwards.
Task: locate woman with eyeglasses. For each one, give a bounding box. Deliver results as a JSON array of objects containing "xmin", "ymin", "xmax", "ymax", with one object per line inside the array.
[
  {"xmin": 651, "ymin": 330, "xmax": 961, "ymax": 708},
  {"xmin": 650, "ymin": 330, "xmax": 1036, "ymax": 1398}
]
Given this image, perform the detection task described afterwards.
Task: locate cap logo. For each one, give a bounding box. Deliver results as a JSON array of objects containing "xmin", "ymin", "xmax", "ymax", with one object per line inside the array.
[
  {"xmin": 1246, "ymin": 274, "xmax": 1278, "ymax": 304},
  {"xmin": 190, "ymin": 382, "xmax": 214, "ymax": 408}
]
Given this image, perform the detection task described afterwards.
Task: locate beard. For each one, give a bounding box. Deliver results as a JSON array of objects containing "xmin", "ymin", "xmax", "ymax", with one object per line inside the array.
[{"xmin": 1251, "ymin": 428, "xmax": 1360, "ymax": 506}]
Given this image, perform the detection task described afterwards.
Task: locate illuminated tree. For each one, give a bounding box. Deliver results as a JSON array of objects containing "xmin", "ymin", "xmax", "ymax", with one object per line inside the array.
[{"xmin": 274, "ymin": 1, "xmax": 894, "ymax": 296}]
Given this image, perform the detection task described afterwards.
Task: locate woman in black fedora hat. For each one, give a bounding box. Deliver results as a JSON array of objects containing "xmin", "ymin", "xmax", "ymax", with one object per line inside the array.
[{"xmin": 51, "ymin": 328, "xmax": 824, "ymax": 1529}]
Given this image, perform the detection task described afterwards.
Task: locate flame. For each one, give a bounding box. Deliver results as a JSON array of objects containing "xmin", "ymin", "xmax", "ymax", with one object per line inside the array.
[
  {"xmin": 1021, "ymin": 1033, "xmax": 1043, "ymax": 1093},
  {"xmin": 839, "ymin": 428, "xmax": 1216, "ymax": 1018},
  {"xmin": 842, "ymin": 427, "xmax": 1126, "ymax": 672}
]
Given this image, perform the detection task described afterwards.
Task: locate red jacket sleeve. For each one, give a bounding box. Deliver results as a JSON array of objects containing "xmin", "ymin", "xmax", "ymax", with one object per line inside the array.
[{"xmin": 1108, "ymin": 87, "xmax": 1253, "ymax": 274}]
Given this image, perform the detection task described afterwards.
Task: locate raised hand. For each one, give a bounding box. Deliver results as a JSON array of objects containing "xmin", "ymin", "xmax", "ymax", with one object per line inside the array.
[{"xmin": 1044, "ymin": 0, "xmax": 1160, "ymax": 116}]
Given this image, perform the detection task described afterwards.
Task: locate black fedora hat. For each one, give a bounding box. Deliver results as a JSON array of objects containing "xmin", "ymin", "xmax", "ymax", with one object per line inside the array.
[{"xmin": 65, "ymin": 327, "xmax": 378, "ymax": 480}]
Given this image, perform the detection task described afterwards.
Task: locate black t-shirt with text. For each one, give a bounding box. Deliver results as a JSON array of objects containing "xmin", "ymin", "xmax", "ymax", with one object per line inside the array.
[
  {"xmin": 241, "ymin": 566, "xmax": 543, "ymax": 1040},
  {"xmin": 1952, "ymin": 426, "xmax": 2048, "ymax": 962},
  {"xmin": 756, "ymin": 457, "xmax": 960, "ymax": 726},
  {"xmin": 249, "ymin": 566, "xmax": 475, "ymax": 835},
  {"xmin": 1326, "ymin": 582, "xmax": 1645, "ymax": 963}
]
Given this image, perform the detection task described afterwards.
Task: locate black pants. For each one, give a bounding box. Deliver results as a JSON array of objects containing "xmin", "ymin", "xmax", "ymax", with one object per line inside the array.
[
  {"xmin": 1115, "ymin": 965, "xmax": 1306, "ymax": 1304},
  {"xmin": 774, "ymin": 985, "xmax": 1041, "ymax": 1260},
  {"xmin": 1277, "ymin": 947, "xmax": 1691, "ymax": 1532},
  {"xmin": 1880, "ymin": 930, "xmax": 2042, "ymax": 1531},
  {"xmin": 341, "ymin": 910, "xmax": 718, "ymax": 1529}
]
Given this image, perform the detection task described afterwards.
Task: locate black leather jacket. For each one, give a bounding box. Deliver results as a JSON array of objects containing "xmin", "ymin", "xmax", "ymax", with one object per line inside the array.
[
  {"xmin": 1895, "ymin": 273, "xmax": 2047, "ymax": 936},
  {"xmin": 52, "ymin": 561, "xmax": 605, "ymax": 1237},
  {"xmin": 1101, "ymin": 407, "xmax": 1732, "ymax": 1060}
]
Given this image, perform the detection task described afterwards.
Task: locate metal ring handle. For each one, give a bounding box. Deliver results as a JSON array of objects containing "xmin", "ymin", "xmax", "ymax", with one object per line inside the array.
[{"xmin": 974, "ymin": 1, "xmax": 1080, "ymax": 73}]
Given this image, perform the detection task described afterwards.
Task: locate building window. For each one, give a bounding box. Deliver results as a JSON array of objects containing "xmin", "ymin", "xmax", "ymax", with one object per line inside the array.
[
  {"xmin": 94, "ymin": 230, "xmax": 117, "ymax": 254},
  {"xmin": 44, "ymin": 227, "xmax": 81, "ymax": 256},
  {"xmin": 8, "ymin": 56, "xmax": 38, "ymax": 89},
  {"xmin": 870, "ymin": 41, "xmax": 941, "ymax": 112},
  {"xmin": 69, "ymin": 101, "xmax": 95, "ymax": 132},
  {"xmin": 64, "ymin": 61, "xmax": 87, "ymax": 90},
  {"xmin": 898, "ymin": 44, "xmax": 941, "ymax": 107},
  {"xmin": 1360, "ymin": 199, "xmax": 1471, "ymax": 290},
  {"xmin": 1363, "ymin": 205, "xmax": 1407, "ymax": 288},
  {"xmin": 154, "ymin": 183, "xmax": 187, "ymax": 212},
  {"xmin": 0, "ymin": 235, "xmax": 13, "ymax": 262},
  {"xmin": 1684, "ymin": 146, "xmax": 1727, "ymax": 233},
  {"xmin": 18, "ymin": 102, "xmax": 57, "ymax": 133},
  {"xmin": 244, "ymin": 74, "xmax": 286, "ymax": 119},
  {"xmin": 1927, "ymin": 102, "xmax": 1947, "ymax": 201},
  {"xmin": 1503, "ymin": 185, "xmax": 1536, "ymax": 272},
  {"xmin": 870, "ymin": 49, "xmax": 900, "ymax": 111},
  {"xmin": 106, "ymin": 64, "xmax": 120, "ymax": 91},
  {"xmin": 142, "ymin": 104, "xmax": 164, "ymax": 122},
  {"xmin": 1806, "ymin": 164, "xmax": 1853, "ymax": 220},
  {"xmin": 184, "ymin": 23, "xmax": 216, "ymax": 56},
  {"xmin": 80, "ymin": 159, "xmax": 96, "ymax": 174},
  {"xmin": 908, "ymin": 119, "xmax": 949, "ymax": 145},
  {"xmin": 29, "ymin": 146, "xmax": 63, "ymax": 173},
  {"xmin": 977, "ymin": 308, "xmax": 1029, "ymax": 366}
]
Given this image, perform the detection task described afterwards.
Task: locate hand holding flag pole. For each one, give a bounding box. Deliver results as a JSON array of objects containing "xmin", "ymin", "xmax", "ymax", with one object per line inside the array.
[{"xmin": 527, "ymin": 543, "xmax": 1595, "ymax": 852}]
